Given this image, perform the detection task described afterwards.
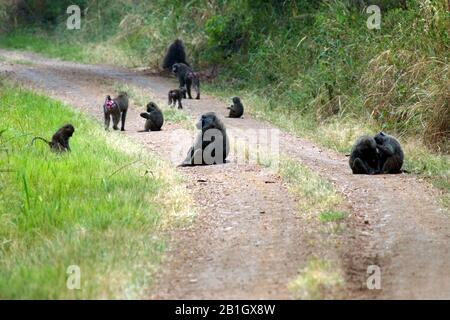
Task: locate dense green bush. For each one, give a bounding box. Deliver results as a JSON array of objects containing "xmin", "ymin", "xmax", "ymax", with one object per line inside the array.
[{"xmin": 14, "ymin": 0, "xmax": 88, "ymax": 25}]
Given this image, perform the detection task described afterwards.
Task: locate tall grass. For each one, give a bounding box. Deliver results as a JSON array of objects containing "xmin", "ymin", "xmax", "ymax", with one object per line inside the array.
[{"xmin": 0, "ymin": 80, "xmax": 194, "ymax": 298}]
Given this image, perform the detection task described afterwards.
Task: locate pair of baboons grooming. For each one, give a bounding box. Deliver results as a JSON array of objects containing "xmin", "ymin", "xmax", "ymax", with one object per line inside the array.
[{"xmin": 349, "ymin": 132, "xmax": 404, "ymax": 174}]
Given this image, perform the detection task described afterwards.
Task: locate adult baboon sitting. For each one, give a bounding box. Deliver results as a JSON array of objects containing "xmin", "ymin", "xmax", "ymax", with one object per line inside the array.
[
  {"xmin": 227, "ymin": 97, "xmax": 244, "ymax": 118},
  {"xmin": 140, "ymin": 102, "xmax": 164, "ymax": 131},
  {"xmin": 162, "ymin": 39, "xmax": 189, "ymax": 70},
  {"xmin": 179, "ymin": 112, "xmax": 229, "ymax": 166}
]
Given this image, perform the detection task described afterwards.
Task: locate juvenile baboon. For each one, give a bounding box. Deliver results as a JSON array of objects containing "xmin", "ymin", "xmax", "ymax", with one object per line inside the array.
[
  {"xmin": 31, "ymin": 124, "xmax": 75, "ymax": 152},
  {"xmin": 162, "ymin": 39, "xmax": 189, "ymax": 70},
  {"xmin": 172, "ymin": 63, "xmax": 200, "ymax": 100},
  {"xmin": 103, "ymin": 92, "xmax": 129, "ymax": 131},
  {"xmin": 349, "ymin": 135, "xmax": 379, "ymax": 174},
  {"xmin": 139, "ymin": 102, "xmax": 164, "ymax": 131},
  {"xmin": 168, "ymin": 88, "xmax": 186, "ymax": 109},
  {"xmin": 374, "ymin": 131, "xmax": 404, "ymax": 174},
  {"xmin": 227, "ymin": 97, "xmax": 244, "ymax": 118},
  {"xmin": 180, "ymin": 112, "xmax": 229, "ymax": 166}
]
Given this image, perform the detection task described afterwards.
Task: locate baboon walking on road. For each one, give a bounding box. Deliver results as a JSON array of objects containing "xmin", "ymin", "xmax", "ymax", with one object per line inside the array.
[
  {"xmin": 103, "ymin": 92, "xmax": 129, "ymax": 131},
  {"xmin": 172, "ymin": 63, "xmax": 200, "ymax": 100}
]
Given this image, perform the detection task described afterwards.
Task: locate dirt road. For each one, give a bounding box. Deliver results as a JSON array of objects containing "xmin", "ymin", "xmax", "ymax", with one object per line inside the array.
[{"xmin": 1, "ymin": 49, "xmax": 449, "ymax": 299}]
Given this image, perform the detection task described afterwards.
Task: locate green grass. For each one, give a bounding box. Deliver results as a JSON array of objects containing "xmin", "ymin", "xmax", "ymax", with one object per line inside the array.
[
  {"xmin": 0, "ymin": 30, "xmax": 89, "ymax": 62},
  {"xmin": 288, "ymin": 258, "xmax": 344, "ymax": 300},
  {"xmin": 319, "ymin": 211, "xmax": 347, "ymax": 223},
  {"xmin": 0, "ymin": 80, "xmax": 194, "ymax": 299},
  {"xmin": 279, "ymin": 158, "xmax": 345, "ymax": 219}
]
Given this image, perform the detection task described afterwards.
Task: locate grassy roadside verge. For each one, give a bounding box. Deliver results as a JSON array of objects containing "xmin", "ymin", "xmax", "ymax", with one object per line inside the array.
[
  {"xmin": 0, "ymin": 31, "xmax": 92, "ymax": 63},
  {"xmin": 0, "ymin": 80, "xmax": 194, "ymax": 299}
]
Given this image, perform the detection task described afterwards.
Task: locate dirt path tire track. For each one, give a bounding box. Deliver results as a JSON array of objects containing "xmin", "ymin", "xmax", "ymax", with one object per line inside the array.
[{"xmin": 1, "ymin": 50, "xmax": 449, "ymax": 299}]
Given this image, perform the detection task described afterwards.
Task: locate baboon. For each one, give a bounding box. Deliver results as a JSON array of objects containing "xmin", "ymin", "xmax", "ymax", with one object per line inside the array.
[
  {"xmin": 162, "ymin": 39, "xmax": 189, "ymax": 70},
  {"xmin": 168, "ymin": 88, "xmax": 186, "ymax": 109},
  {"xmin": 374, "ymin": 131, "xmax": 404, "ymax": 174},
  {"xmin": 139, "ymin": 102, "xmax": 164, "ymax": 131},
  {"xmin": 179, "ymin": 112, "xmax": 229, "ymax": 167},
  {"xmin": 227, "ymin": 97, "xmax": 244, "ymax": 118},
  {"xmin": 31, "ymin": 124, "xmax": 75, "ymax": 152},
  {"xmin": 349, "ymin": 135, "xmax": 380, "ymax": 174},
  {"xmin": 186, "ymin": 71, "xmax": 200, "ymax": 99},
  {"xmin": 103, "ymin": 92, "xmax": 129, "ymax": 131},
  {"xmin": 172, "ymin": 63, "xmax": 200, "ymax": 100}
]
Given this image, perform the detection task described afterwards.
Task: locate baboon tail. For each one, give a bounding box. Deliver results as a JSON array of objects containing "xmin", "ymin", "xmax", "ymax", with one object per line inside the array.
[{"xmin": 31, "ymin": 136, "xmax": 51, "ymax": 146}]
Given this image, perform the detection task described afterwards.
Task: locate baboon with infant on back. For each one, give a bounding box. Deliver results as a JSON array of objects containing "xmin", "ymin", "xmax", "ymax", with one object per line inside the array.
[{"xmin": 172, "ymin": 63, "xmax": 200, "ymax": 100}]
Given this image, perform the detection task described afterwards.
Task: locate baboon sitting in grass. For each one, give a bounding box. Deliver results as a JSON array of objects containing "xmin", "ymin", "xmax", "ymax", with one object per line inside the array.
[{"xmin": 31, "ymin": 124, "xmax": 75, "ymax": 152}]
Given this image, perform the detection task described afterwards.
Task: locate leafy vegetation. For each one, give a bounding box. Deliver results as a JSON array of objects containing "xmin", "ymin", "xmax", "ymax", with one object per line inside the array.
[{"xmin": 0, "ymin": 80, "xmax": 194, "ymax": 298}]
